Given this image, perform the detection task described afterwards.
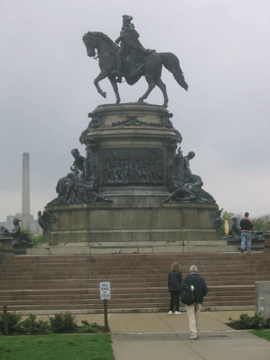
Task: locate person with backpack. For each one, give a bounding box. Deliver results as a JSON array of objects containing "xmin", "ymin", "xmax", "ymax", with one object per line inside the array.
[
  {"xmin": 167, "ymin": 262, "xmax": 183, "ymax": 315},
  {"xmin": 180, "ymin": 265, "xmax": 208, "ymax": 340}
]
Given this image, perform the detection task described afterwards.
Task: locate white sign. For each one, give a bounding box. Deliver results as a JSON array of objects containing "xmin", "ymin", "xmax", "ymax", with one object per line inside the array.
[{"xmin": 100, "ymin": 281, "xmax": 111, "ymax": 300}]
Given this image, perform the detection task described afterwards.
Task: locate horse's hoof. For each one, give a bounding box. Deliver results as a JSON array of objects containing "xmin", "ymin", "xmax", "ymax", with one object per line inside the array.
[
  {"xmin": 115, "ymin": 100, "xmax": 121, "ymax": 104},
  {"xmin": 101, "ymin": 92, "xmax": 107, "ymax": 98},
  {"xmin": 162, "ymin": 103, "xmax": 168, "ymax": 108},
  {"xmin": 138, "ymin": 99, "xmax": 144, "ymax": 103}
]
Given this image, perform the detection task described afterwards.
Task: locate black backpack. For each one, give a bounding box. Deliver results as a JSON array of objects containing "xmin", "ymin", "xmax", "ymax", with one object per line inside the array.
[{"xmin": 181, "ymin": 282, "xmax": 196, "ymax": 305}]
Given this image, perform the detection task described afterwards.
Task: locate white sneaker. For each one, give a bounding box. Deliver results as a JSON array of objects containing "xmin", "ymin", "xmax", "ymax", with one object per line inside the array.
[
  {"xmin": 168, "ymin": 311, "xmax": 173, "ymax": 314},
  {"xmin": 175, "ymin": 311, "xmax": 181, "ymax": 315}
]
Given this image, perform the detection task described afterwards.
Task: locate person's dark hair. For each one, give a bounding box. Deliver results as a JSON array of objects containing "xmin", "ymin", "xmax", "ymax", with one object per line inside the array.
[
  {"xmin": 171, "ymin": 262, "xmax": 180, "ymax": 271},
  {"xmin": 245, "ymin": 212, "xmax": 249, "ymax": 217}
]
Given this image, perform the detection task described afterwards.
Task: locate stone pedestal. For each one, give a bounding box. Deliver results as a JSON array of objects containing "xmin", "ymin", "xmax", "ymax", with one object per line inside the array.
[
  {"xmin": 0, "ymin": 237, "xmax": 14, "ymax": 260},
  {"xmin": 263, "ymin": 233, "xmax": 270, "ymax": 252},
  {"xmin": 28, "ymin": 200, "xmax": 226, "ymax": 255},
  {"xmin": 80, "ymin": 103, "xmax": 181, "ymax": 195},
  {"xmin": 13, "ymin": 243, "xmax": 33, "ymax": 255},
  {"xmin": 255, "ymin": 281, "xmax": 270, "ymax": 319},
  {"xmin": 31, "ymin": 103, "xmax": 225, "ymax": 255}
]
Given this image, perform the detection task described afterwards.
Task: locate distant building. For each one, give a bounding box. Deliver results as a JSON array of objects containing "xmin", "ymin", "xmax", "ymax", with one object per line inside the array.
[{"xmin": 0, "ymin": 213, "xmax": 42, "ymax": 236}]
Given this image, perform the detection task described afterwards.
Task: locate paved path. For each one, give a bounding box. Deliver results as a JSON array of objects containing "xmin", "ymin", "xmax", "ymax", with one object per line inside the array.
[
  {"xmin": 107, "ymin": 311, "xmax": 270, "ymax": 360},
  {"xmin": 111, "ymin": 331, "xmax": 270, "ymax": 360},
  {"xmin": 23, "ymin": 311, "xmax": 270, "ymax": 359}
]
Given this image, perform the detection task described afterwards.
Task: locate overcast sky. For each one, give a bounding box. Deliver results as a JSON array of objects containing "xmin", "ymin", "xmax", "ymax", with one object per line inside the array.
[{"xmin": 0, "ymin": 0, "xmax": 269, "ymax": 222}]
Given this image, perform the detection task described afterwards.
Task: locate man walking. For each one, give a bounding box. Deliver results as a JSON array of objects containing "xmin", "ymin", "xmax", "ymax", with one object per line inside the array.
[
  {"xmin": 180, "ymin": 265, "xmax": 208, "ymax": 340},
  {"xmin": 240, "ymin": 212, "xmax": 253, "ymax": 253}
]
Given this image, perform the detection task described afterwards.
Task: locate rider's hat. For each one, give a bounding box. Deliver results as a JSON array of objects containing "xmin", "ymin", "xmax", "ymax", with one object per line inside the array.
[{"xmin": 122, "ymin": 15, "xmax": 133, "ymax": 22}]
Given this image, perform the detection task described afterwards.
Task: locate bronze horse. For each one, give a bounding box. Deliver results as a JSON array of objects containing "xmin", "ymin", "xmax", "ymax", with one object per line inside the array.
[{"xmin": 83, "ymin": 32, "xmax": 188, "ymax": 108}]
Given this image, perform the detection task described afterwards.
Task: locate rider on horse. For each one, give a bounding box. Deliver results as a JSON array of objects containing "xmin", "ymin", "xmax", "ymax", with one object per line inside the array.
[{"xmin": 114, "ymin": 15, "xmax": 154, "ymax": 82}]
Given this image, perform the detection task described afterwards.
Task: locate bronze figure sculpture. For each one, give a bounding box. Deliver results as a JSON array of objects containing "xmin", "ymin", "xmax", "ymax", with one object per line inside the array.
[
  {"xmin": 0, "ymin": 218, "xmax": 33, "ymax": 247},
  {"xmin": 211, "ymin": 208, "xmax": 223, "ymax": 233},
  {"xmin": 38, "ymin": 211, "xmax": 56, "ymax": 234},
  {"xmin": 163, "ymin": 149, "xmax": 216, "ymax": 204},
  {"xmin": 83, "ymin": 15, "xmax": 188, "ymax": 108},
  {"xmin": 47, "ymin": 148, "xmax": 113, "ymax": 206}
]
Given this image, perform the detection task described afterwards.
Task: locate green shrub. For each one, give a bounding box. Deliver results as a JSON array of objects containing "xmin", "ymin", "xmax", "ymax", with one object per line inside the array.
[
  {"xmin": 0, "ymin": 311, "xmax": 106, "ymax": 335},
  {"xmin": 77, "ymin": 320, "xmax": 104, "ymax": 333},
  {"xmin": 265, "ymin": 317, "xmax": 270, "ymax": 328},
  {"xmin": 21, "ymin": 230, "xmax": 44, "ymax": 248},
  {"xmin": 228, "ymin": 313, "xmax": 270, "ymax": 330},
  {"xmin": 49, "ymin": 312, "xmax": 78, "ymax": 333},
  {"xmin": 18, "ymin": 314, "xmax": 50, "ymax": 335},
  {"xmin": 0, "ymin": 311, "xmax": 22, "ymax": 335}
]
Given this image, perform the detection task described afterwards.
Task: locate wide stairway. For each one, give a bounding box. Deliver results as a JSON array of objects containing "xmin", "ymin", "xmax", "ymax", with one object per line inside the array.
[{"xmin": 0, "ymin": 253, "xmax": 270, "ymax": 314}]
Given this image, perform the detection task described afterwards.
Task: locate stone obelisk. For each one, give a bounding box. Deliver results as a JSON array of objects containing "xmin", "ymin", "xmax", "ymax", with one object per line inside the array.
[{"xmin": 22, "ymin": 152, "xmax": 30, "ymax": 230}]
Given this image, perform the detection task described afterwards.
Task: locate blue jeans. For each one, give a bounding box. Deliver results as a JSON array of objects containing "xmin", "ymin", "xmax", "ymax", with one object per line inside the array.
[{"xmin": 241, "ymin": 232, "xmax": 252, "ymax": 252}]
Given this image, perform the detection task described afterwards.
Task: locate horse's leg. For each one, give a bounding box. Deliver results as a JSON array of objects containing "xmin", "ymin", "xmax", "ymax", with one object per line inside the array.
[
  {"xmin": 155, "ymin": 78, "xmax": 168, "ymax": 108},
  {"xmin": 94, "ymin": 69, "xmax": 109, "ymax": 98},
  {"xmin": 108, "ymin": 74, "xmax": 121, "ymax": 104},
  {"xmin": 138, "ymin": 73, "xmax": 155, "ymax": 103}
]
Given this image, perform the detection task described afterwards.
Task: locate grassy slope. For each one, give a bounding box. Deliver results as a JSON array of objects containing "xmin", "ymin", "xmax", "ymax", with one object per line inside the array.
[
  {"xmin": 250, "ymin": 330, "xmax": 270, "ymax": 342},
  {"xmin": 0, "ymin": 334, "xmax": 115, "ymax": 360}
]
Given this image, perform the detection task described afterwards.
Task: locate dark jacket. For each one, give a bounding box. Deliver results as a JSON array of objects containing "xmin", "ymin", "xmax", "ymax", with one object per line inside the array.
[
  {"xmin": 180, "ymin": 273, "xmax": 208, "ymax": 304},
  {"xmin": 168, "ymin": 270, "xmax": 182, "ymax": 292},
  {"xmin": 240, "ymin": 217, "xmax": 253, "ymax": 232}
]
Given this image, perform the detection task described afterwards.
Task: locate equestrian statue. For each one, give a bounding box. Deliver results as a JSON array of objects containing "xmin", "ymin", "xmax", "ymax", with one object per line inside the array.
[{"xmin": 83, "ymin": 15, "xmax": 188, "ymax": 108}]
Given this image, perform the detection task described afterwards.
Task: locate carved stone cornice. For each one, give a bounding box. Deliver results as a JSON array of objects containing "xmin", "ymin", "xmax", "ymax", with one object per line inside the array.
[{"xmin": 79, "ymin": 113, "xmax": 103, "ymax": 143}]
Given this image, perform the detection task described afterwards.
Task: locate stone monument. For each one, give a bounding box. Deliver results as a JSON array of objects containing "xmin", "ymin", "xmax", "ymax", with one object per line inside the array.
[
  {"xmin": 0, "ymin": 218, "xmax": 33, "ymax": 255},
  {"xmin": 28, "ymin": 15, "xmax": 228, "ymax": 256},
  {"xmin": 22, "ymin": 153, "xmax": 31, "ymax": 230}
]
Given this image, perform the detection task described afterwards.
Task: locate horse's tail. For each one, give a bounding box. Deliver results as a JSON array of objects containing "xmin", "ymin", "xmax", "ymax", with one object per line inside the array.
[{"xmin": 160, "ymin": 52, "xmax": 188, "ymax": 91}]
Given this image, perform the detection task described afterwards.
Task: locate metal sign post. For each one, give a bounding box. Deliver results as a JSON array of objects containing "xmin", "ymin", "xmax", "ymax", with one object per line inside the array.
[
  {"xmin": 3, "ymin": 305, "xmax": 8, "ymax": 335},
  {"xmin": 100, "ymin": 281, "xmax": 111, "ymax": 332}
]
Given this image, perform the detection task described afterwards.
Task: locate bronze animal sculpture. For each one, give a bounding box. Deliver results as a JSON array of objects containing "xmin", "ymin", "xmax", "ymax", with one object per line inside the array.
[{"xmin": 82, "ymin": 31, "xmax": 188, "ymax": 108}]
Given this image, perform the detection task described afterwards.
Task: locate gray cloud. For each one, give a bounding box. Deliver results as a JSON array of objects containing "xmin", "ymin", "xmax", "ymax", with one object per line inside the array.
[{"xmin": 1, "ymin": 0, "xmax": 269, "ymax": 220}]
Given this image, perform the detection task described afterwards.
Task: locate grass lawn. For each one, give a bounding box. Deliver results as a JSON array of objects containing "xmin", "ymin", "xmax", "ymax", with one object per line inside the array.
[
  {"xmin": 0, "ymin": 333, "xmax": 115, "ymax": 360},
  {"xmin": 250, "ymin": 330, "xmax": 270, "ymax": 342}
]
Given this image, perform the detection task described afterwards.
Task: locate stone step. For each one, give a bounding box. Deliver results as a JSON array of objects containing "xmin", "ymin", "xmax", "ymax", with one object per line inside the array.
[
  {"xmin": 1, "ymin": 271, "xmax": 269, "ymax": 279},
  {"xmin": 1, "ymin": 253, "xmax": 269, "ymax": 313},
  {"xmin": 1, "ymin": 270, "xmax": 268, "ymax": 279},
  {"xmin": 3, "ymin": 299, "xmax": 255, "ymax": 313},
  {"xmin": 0, "ymin": 280, "xmax": 266, "ymax": 290},
  {"xmin": 3, "ymin": 262, "xmax": 268, "ymax": 272},
  {"xmin": 0, "ymin": 280, "xmax": 264, "ymax": 292},
  {"xmin": 2, "ymin": 297, "xmax": 254, "ymax": 308},
  {"xmin": 1, "ymin": 265, "xmax": 269, "ymax": 273},
  {"xmin": 7, "ymin": 261, "xmax": 266, "ymax": 268},
  {"xmin": 1, "ymin": 272, "xmax": 269, "ymax": 281},
  {"xmin": 0, "ymin": 285, "xmax": 254, "ymax": 297},
  {"xmin": 0, "ymin": 293, "xmax": 255, "ymax": 304},
  {"xmin": 0, "ymin": 296, "xmax": 255, "ymax": 308},
  {"xmin": 0, "ymin": 286, "xmax": 254, "ymax": 299},
  {"xmin": 6, "ymin": 253, "xmax": 268, "ymax": 263}
]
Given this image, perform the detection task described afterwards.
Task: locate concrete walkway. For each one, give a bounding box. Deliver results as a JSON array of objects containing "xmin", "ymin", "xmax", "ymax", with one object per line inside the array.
[
  {"xmin": 22, "ymin": 311, "xmax": 270, "ymax": 359},
  {"xmin": 111, "ymin": 331, "xmax": 270, "ymax": 360},
  {"xmin": 106, "ymin": 311, "xmax": 270, "ymax": 360}
]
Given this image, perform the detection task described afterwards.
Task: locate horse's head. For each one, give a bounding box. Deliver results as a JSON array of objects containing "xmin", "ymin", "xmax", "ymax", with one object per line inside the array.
[{"xmin": 82, "ymin": 32, "xmax": 97, "ymax": 57}]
